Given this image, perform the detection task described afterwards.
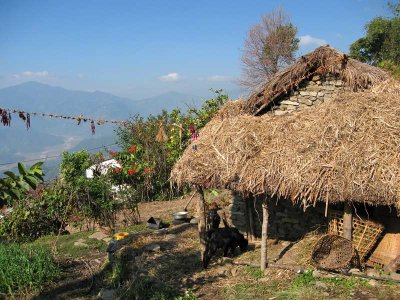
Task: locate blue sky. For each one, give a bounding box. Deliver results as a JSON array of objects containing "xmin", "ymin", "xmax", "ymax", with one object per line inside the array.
[{"xmin": 0, "ymin": 0, "xmax": 391, "ymax": 99}]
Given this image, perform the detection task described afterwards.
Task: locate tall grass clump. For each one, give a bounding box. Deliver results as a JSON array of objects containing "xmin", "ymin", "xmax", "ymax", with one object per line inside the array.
[{"xmin": 0, "ymin": 243, "xmax": 60, "ymax": 296}]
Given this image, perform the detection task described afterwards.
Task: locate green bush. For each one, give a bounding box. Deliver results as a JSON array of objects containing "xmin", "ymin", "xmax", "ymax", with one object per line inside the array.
[{"xmin": 0, "ymin": 243, "xmax": 60, "ymax": 296}]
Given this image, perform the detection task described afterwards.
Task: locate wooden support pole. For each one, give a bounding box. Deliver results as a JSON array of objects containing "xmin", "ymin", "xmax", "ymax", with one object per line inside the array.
[
  {"xmin": 196, "ymin": 186, "xmax": 207, "ymax": 248},
  {"xmin": 343, "ymin": 203, "xmax": 353, "ymax": 241},
  {"xmin": 261, "ymin": 200, "xmax": 269, "ymax": 271}
]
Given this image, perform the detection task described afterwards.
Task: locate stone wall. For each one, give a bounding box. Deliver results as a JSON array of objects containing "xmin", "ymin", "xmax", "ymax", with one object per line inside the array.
[
  {"xmin": 270, "ymin": 74, "xmax": 348, "ymax": 116},
  {"xmin": 222, "ymin": 192, "xmax": 327, "ymax": 241}
]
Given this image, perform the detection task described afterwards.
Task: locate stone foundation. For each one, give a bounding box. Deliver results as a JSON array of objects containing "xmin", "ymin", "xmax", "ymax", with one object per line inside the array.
[{"xmin": 222, "ymin": 192, "xmax": 327, "ymax": 241}]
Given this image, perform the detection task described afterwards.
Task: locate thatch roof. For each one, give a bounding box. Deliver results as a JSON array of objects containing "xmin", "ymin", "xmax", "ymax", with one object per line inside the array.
[
  {"xmin": 246, "ymin": 46, "xmax": 390, "ymax": 115},
  {"xmin": 171, "ymin": 80, "xmax": 400, "ymax": 210}
]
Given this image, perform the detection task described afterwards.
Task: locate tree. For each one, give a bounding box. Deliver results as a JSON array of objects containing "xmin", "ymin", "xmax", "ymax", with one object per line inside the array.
[
  {"xmin": 240, "ymin": 7, "xmax": 299, "ymax": 89},
  {"xmin": 350, "ymin": 2, "xmax": 400, "ymax": 66}
]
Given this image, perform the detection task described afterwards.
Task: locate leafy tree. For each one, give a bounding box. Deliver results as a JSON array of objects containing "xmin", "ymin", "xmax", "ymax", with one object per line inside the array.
[
  {"xmin": 0, "ymin": 162, "xmax": 44, "ymax": 206},
  {"xmin": 116, "ymin": 89, "xmax": 229, "ymax": 201},
  {"xmin": 240, "ymin": 7, "xmax": 299, "ymax": 89},
  {"xmin": 350, "ymin": 1, "xmax": 400, "ymax": 68}
]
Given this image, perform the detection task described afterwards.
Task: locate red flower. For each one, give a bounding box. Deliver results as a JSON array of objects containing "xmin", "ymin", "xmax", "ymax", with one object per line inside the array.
[
  {"xmin": 114, "ymin": 167, "xmax": 123, "ymax": 173},
  {"xmin": 144, "ymin": 167, "xmax": 151, "ymax": 173},
  {"xmin": 128, "ymin": 146, "xmax": 136, "ymax": 152},
  {"xmin": 110, "ymin": 151, "xmax": 118, "ymax": 156},
  {"xmin": 128, "ymin": 169, "xmax": 136, "ymax": 175}
]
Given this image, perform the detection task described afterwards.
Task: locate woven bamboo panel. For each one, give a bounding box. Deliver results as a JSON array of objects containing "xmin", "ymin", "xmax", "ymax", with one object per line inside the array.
[
  {"xmin": 367, "ymin": 233, "xmax": 400, "ymax": 267},
  {"xmin": 328, "ymin": 210, "xmax": 384, "ymax": 261}
]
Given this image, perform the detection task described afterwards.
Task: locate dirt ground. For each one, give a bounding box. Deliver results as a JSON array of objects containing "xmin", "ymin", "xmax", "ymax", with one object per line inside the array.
[{"xmin": 29, "ymin": 197, "xmax": 400, "ymax": 300}]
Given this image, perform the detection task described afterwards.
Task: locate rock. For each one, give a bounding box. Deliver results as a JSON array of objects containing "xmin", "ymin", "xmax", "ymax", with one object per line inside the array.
[
  {"xmin": 98, "ymin": 288, "xmax": 116, "ymax": 300},
  {"xmin": 281, "ymin": 100, "xmax": 299, "ymax": 106},
  {"xmin": 317, "ymin": 92, "xmax": 325, "ymax": 97},
  {"xmin": 74, "ymin": 238, "xmax": 88, "ymax": 247},
  {"xmin": 299, "ymin": 91, "xmax": 309, "ymax": 96},
  {"xmin": 312, "ymin": 75, "xmax": 321, "ymax": 81},
  {"xmin": 299, "ymin": 98, "xmax": 313, "ymax": 106},
  {"xmin": 274, "ymin": 110, "xmax": 287, "ymax": 116},
  {"xmin": 217, "ymin": 269, "xmax": 228, "ymax": 276},
  {"xmin": 309, "ymin": 91, "xmax": 318, "ymax": 96},
  {"xmin": 334, "ymin": 80, "xmax": 343, "ymax": 86},
  {"xmin": 315, "ymin": 281, "xmax": 328, "ymax": 289},
  {"xmin": 368, "ymin": 279, "xmax": 378, "ymax": 287},
  {"xmin": 190, "ymin": 218, "xmax": 199, "ymax": 224},
  {"xmin": 286, "ymin": 105, "xmax": 298, "ymax": 111},
  {"xmin": 156, "ymin": 228, "xmax": 168, "ymax": 235},
  {"xmin": 289, "ymin": 96, "xmax": 298, "ymax": 101},
  {"xmin": 349, "ymin": 268, "xmax": 363, "ymax": 275},
  {"xmin": 312, "ymin": 270, "xmax": 322, "ymax": 278},
  {"xmin": 145, "ymin": 243, "xmax": 161, "ymax": 252},
  {"xmin": 231, "ymin": 267, "xmax": 239, "ymax": 277},
  {"xmin": 89, "ymin": 231, "xmax": 109, "ymax": 241},
  {"xmin": 366, "ymin": 268, "xmax": 380, "ymax": 278}
]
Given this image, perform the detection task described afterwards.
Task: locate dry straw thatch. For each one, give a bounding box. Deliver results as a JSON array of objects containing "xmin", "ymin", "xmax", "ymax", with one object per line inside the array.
[
  {"xmin": 171, "ymin": 79, "xmax": 400, "ymax": 211},
  {"xmin": 246, "ymin": 46, "xmax": 389, "ymax": 115}
]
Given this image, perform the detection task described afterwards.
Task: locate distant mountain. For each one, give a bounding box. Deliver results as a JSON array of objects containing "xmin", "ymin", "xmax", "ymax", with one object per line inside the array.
[{"xmin": 0, "ymin": 81, "xmax": 199, "ymax": 177}]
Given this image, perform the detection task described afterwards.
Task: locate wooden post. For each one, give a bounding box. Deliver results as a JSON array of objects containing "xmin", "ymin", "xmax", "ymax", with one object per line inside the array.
[
  {"xmin": 196, "ymin": 186, "xmax": 207, "ymax": 248},
  {"xmin": 343, "ymin": 203, "xmax": 352, "ymax": 241},
  {"xmin": 261, "ymin": 200, "xmax": 269, "ymax": 271}
]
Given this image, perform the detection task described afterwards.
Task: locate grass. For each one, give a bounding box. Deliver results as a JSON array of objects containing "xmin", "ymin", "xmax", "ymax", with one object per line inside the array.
[
  {"xmin": 31, "ymin": 231, "xmax": 107, "ymax": 258},
  {"xmin": 0, "ymin": 243, "xmax": 60, "ymax": 296}
]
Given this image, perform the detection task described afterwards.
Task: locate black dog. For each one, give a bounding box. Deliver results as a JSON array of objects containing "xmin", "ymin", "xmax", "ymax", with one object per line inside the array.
[{"xmin": 203, "ymin": 227, "xmax": 248, "ymax": 268}]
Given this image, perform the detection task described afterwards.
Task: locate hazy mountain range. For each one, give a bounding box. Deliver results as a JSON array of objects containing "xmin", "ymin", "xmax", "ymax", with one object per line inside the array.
[{"xmin": 0, "ymin": 81, "xmax": 232, "ymax": 178}]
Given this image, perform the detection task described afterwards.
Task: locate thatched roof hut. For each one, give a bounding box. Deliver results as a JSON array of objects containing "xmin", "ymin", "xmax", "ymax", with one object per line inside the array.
[
  {"xmin": 171, "ymin": 46, "xmax": 399, "ymax": 271},
  {"xmin": 245, "ymin": 46, "xmax": 389, "ymax": 115},
  {"xmin": 172, "ymin": 81, "xmax": 400, "ymax": 211}
]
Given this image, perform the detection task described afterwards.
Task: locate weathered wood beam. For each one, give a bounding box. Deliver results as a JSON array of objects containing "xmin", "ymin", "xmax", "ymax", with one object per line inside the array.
[
  {"xmin": 343, "ymin": 203, "xmax": 353, "ymax": 241},
  {"xmin": 196, "ymin": 186, "xmax": 207, "ymax": 248},
  {"xmin": 261, "ymin": 200, "xmax": 269, "ymax": 271}
]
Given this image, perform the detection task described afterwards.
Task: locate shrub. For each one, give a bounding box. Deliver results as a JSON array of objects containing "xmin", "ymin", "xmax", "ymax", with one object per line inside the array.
[{"xmin": 0, "ymin": 243, "xmax": 60, "ymax": 296}]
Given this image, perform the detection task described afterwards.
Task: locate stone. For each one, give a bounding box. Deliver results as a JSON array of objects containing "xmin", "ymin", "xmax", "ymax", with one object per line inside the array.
[
  {"xmin": 312, "ymin": 270, "xmax": 322, "ymax": 278},
  {"xmin": 289, "ymin": 96, "xmax": 298, "ymax": 101},
  {"xmin": 281, "ymin": 100, "xmax": 299, "ymax": 106},
  {"xmin": 334, "ymin": 80, "xmax": 343, "ymax": 86},
  {"xmin": 145, "ymin": 243, "xmax": 161, "ymax": 252},
  {"xmin": 309, "ymin": 96, "xmax": 317, "ymax": 101},
  {"xmin": 366, "ymin": 268, "xmax": 380, "ymax": 278},
  {"xmin": 98, "ymin": 288, "xmax": 116, "ymax": 300},
  {"xmin": 89, "ymin": 231, "xmax": 109, "ymax": 241},
  {"xmin": 315, "ymin": 281, "xmax": 328, "ymax": 289},
  {"xmin": 317, "ymin": 92, "xmax": 325, "ymax": 97},
  {"xmin": 299, "ymin": 91, "xmax": 309, "ymax": 96},
  {"xmin": 312, "ymin": 75, "xmax": 321, "ymax": 81},
  {"xmin": 349, "ymin": 268, "xmax": 363, "ymax": 275},
  {"xmin": 286, "ymin": 105, "xmax": 298, "ymax": 111},
  {"xmin": 74, "ymin": 238, "xmax": 88, "ymax": 247},
  {"xmin": 316, "ymin": 81, "xmax": 322, "ymax": 85},
  {"xmin": 190, "ymin": 217, "xmax": 199, "ymax": 224},
  {"xmin": 274, "ymin": 110, "xmax": 287, "ymax": 116},
  {"xmin": 299, "ymin": 98, "xmax": 313, "ymax": 106},
  {"xmin": 368, "ymin": 279, "xmax": 378, "ymax": 287}
]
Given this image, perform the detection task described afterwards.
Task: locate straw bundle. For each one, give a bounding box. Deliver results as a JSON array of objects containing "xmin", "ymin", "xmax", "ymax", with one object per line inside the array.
[{"xmin": 171, "ymin": 80, "xmax": 400, "ymax": 211}]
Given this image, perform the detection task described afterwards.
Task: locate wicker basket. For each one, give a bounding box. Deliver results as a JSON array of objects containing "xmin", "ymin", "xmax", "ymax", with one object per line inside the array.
[
  {"xmin": 328, "ymin": 210, "xmax": 384, "ymax": 261},
  {"xmin": 312, "ymin": 234, "xmax": 359, "ymax": 271}
]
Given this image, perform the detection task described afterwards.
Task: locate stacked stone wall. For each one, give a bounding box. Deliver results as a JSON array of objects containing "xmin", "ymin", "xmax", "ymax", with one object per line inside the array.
[
  {"xmin": 271, "ymin": 74, "xmax": 348, "ymax": 116},
  {"xmin": 222, "ymin": 193, "xmax": 327, "ymax": 241}
]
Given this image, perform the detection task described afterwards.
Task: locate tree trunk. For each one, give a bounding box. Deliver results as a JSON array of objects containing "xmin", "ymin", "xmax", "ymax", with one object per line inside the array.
[
  {"xmin": 261, "ymin": 200, "xmax": 269, "ymax": 271},
  {"xmin": 196, "ymin": 186, "xmax": 207, "ymax": 251},
  {"xmin": 343, "ymin": 203, "xmax": 352, "ymax": 241}
]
